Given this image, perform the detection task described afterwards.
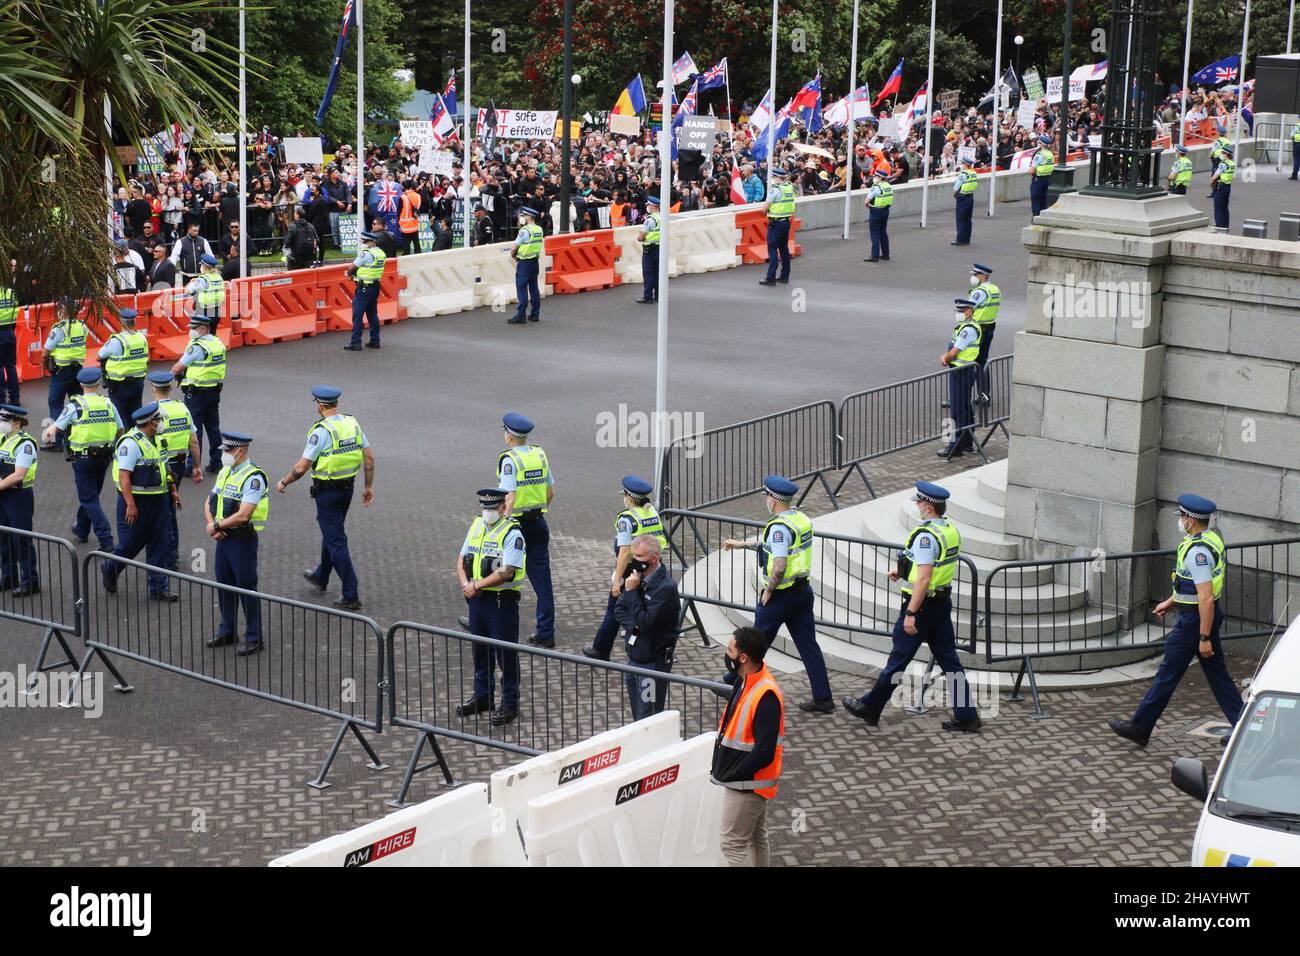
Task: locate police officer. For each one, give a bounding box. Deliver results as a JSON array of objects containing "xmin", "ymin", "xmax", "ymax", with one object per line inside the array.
[
  {"xmin": 1290, "ymin": 120, "xmax": 1300, "ymax": 180},
  {"xmin": 636, "ymin": 196, "xmax": 662, "ymax": 304},
  {"xmin": 1210, "ymin": 144, "xmax": 1234, "ymax": 234},
  {"xmin": 345, "ymin": 232, "xmax": 385, "ymax": 350},
  {"xmin": 205, "ymin": 432, "xmax": 270, "ymax": 657},
  {"xmin": 149, "ymin": 371, "xmax": 202, "ymax": 571},
  {"xmin": 41, "ymin": 299, "xmax": 88, "ymax": 453},
  {"xmin": 0, "ymin": 405, "xmax": 40, "ymax": 596},
  {"xmin": 1030, "ymin": 133, "xmax": 1055, "ymax": 217},
  {"xmin": 583, "ymin": 475, "xmax": 667, "ymax": 661},
  {"xmin": 42, "ymin": 368, "xmax": 122, "ymax": 551},
  {"xmin": 456, "ymin": 487, "xmax": 526, "ymax": 727},
  {"xmin": 170, "ymin": 314, "xmax": 225, "ymax": 474},
  {"xmin": 758, "ymin": 168, "xmax": 795, "ymax": 286},
  {"xmin": 495, "ymin": 412, "xmax": 555, "ymax": 647},
  {"xmin": 508, "ymin": 206, "xmax": 544, "ymax": 325},
  {"xmin": 1109, "ymin": 495, "xmax": 1244, "ymax": 748},
  {"xmin": 843, "ymin": 481, "xmax": 981, "ymax": 732},
  {"xmin": 0, "ymin": 273, "xmax": 19, "ymax": 406},
  {"xmin": 1166, "ymin": 143, "xmax": 1193, "ymax": 195},
  {"xmin": 951, "ymin": 156, "xmax": 978, "ymax": 246},
  {"xmin": 99, "ymin": 308, "xmax": 149, "ymax": 425},
  {"xmin": 968, "ymin": 263, "xmax": 1000, "ymax": 403},
  {"xmin": 720, "ymin": 475, "xmax": 833, "ymax": 714},
  {"xmin": 614, "ymin": 533, "xmax": 681, "ymax": 721},
  {"xmin": 187, "ymin": 254, "xmax": 226, "ymax": 332},
  {"xmin": 938, "ymin": 298, "xmax": 981, "ymax": 459},
  {"xmin": 101, "ymin": 402, "xmax": 179, "ymax": 601},
  {"xmin": 277, "ymin": 385, "xmax": 375, "ymax": 611},
  {"xmin": 863, "ymin": 170, "xmax": 893, "ymax": 263},
  {"xmin": 1210, "ymin": 121, "xmax": 1230, "ymax": 165}
]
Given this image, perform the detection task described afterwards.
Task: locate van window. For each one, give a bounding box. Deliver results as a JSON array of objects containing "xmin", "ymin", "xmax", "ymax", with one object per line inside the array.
[{"xmin": 1211, "ymin": 693, "xmax": 1300, "ymax": 831}]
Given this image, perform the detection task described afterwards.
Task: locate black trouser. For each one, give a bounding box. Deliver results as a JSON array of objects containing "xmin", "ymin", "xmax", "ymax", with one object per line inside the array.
[{"xmin": 0, "ymin": 326, "xmax": 18, "ymax": 405}]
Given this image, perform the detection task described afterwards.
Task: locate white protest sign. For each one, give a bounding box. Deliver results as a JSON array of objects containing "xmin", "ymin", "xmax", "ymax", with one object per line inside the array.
[
  {"xmin": 283, "ymin": 136, "xmax": 324, "ymax": 165},
  {"xmin": 676, "ymin": 115, "xmax": 717, "ymax": 153},
  {"xmin": 1045, "ymin": 76, "xmax": 1085, "ymax": 104},
  {"xmin": 1015, "ymin": 100, "xmax": 1038, "ymax": 129},
  {"xmin": 399, "ymin": 120, "xmax": 436, "ymax": 148},
  {"xmin": 476, "ymin": 108, "xmax": 560, "ymax": 140},
  {"xmin": 958, "ymin": 146, "xmax": 976, "ymax": 166},
  {"xmin": 609, "ymin": 113, "xmax": 641, "ymax": 136},
  {"xmin": 418, "ymin": 148, "xmax": 456, "ymax": 177}
]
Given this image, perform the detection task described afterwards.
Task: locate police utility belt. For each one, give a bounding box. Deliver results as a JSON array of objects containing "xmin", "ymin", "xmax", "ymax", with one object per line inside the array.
[
  {"xmin": 309, "ymin": 475, "xmax": 354, "ymax": 497},
  {"xmin": 68, "ymin": 445, "xmax": 113, "ymax": 461},
  {"xmin": 182, "ymin": 382, "xmax": 221, "ymax": 395},
  {"xmin": 513, "ymin": 508, "xmax": 544, "ymax": 523}
]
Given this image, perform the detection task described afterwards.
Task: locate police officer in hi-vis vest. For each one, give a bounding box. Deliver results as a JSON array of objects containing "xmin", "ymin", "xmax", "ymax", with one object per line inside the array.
[
  {"xmin": 187, "ymin": 254, "xmax": 226, "ymax": 332},
  {"xmin": 938, "ymin": 298, "xmax": 981, "ymax": 459},
  {"xmin": 509, "ymin": 207, "xmax": 544, "ymax": 325},
  {"xmin": 843, "ymin": 481, "xmax": 981, "ymax": 732},
  {"xmin": 583, "ymin": 475, "xmax": 668, "ymax": 661},
  {"xmin": 951, "ymin": 156, "xmax": 978, "ymax": 246},
  {"xmin": 43, "ymin": 368, "xmax": 123, "ymax": 552},
  {"xmin": 758, "ymin": 168, "xmax": 795, "ymax": 287},
  {"xmin": 968, "ymin": 263, "xmax": 1000, "ymax": 404},
  {"xmin": 1030, "ymin": 133, "xmax": 1055, "ymax": 217},
  {"xmin": 1166, "ymin": 143, "xmax": 1193, "ymax": 195},
  {"xmin": 205, "ymin": 432, "xmax": 270, "ymax": 657},
  {"xmin": 456, "ymin": 487, "xmax": 527, "ymax": 727},
  {"xmin": 1290, "ymin": 121, "xmax": 1300, "ymax": 180},
  {"xmin": 721, "ymin": 475, "xmax": 834, "ymax": 714},
  {"xmin": 98, "ymin": 307, "xmax": 149, "ymax": 426},
  {"xmin": 344, "ymin": 233, "xmax": 386, "ymax": 350},
  {"xmin": 0, "ymin": 272, "xmax": 19, "ymax": 406},
  {"xmin": 1109, "ymin": 494, "xmax": 1244, "ymax": 748},
  {"xmin": 277, "ymin": 385, "xmax": 375, "ymax": 611},
  {"xmin": 864, "ymin": 169, "xmax": 893, "ymax": 263},
  {"xmin": 170, "ymin": 314, "xmax": 225, "ymax": 474},
  {"xmin": 0, "ymin": 404, "xmax": 40, "ymax": 596},
  {"xmin": 41, "ymin": 298, "xmax": 88, "ymax": 453},
  {"xmin": 101, "ymin": 402, "xmax": 180, "ymax": 601},
  {"xmin": 148, "ymin": 371, "xmax": 203, "ymax": 571},
  {"xmin": 636, "ymin": 196, "xmax": 662, "ymax": 304},
  {"xmin": 1210, "ymin": 144, "xmax": 1235, "ymax": 234}
]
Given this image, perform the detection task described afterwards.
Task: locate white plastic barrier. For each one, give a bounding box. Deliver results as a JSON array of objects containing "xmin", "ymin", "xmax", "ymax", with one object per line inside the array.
[
  {"xmin": 522, "ymin": 733, "xmax": 724, "ymax": 867},
  {"xmin": 672, "ymin": 214, "xmax": 742, "ymax": 274},
  {"xmin": 396, "ymin": 247, "xmax": 478, "ymax": 317},
  {"xmin": 613, "ymin": 225, "xmax": 679, "ymax": 285},
  {"xmin": 468, "ymin": 243, "xmax": 554, "ymax": 310},
  {"xmin": 268, "ymin": 783, "xmax": 497, "ymax": 867},
  {"xmin": 487, "ymin": 712, "xmax": 682, "ymax": 866}
]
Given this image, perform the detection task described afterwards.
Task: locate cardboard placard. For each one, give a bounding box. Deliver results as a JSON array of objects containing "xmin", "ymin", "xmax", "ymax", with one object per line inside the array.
[
  {"xmin": 676, "ymin": 115, "xmax": 717, "ymax": 152},
  {"xmin": 283, "ymin": 136, "xmax": 325, "ymax": 165},
  {"xmin": 609, "ymin": 113, "xmax": 642, "ymax": 136}
]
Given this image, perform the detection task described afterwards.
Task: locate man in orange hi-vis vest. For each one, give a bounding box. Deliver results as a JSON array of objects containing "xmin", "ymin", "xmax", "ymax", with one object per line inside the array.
[
  {"xmin": 710, "ymin": 625, "xmax": 785, "ymax": 867},
  {"xmin": 397, "ymin": 184, "xmax": 422, "ymax": 255}
]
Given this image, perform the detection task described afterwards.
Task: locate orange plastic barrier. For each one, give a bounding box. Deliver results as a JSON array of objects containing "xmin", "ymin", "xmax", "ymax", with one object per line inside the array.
[
  {"xmin": 544, "ymin": 231, "xmax": 621, "ymax": 294},
  {"xmin": 317, "ymin": 259, "xmax": 408, "ymax": 332},
  {"xmin": 735, "ymin": 209, "xmax": 802, "ymax": 264},
  {"xmin": 240, "ymin": 270, "xmax": 325, "ymax": 346},
  {"xmin": 14, "ymin": 305, "xmax": 49, "ymax": 384}
]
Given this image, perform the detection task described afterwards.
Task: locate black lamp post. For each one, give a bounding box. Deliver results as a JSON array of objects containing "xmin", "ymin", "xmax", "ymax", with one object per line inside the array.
[{"xmin": 1048, "ymin": 0, "xmax": 1077, "ymax": 202}]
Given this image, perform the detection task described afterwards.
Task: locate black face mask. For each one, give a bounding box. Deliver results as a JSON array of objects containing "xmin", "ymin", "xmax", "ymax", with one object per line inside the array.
[{"xmin": 723, "ymin": 653, "xmax": 741, "ymax": 674}]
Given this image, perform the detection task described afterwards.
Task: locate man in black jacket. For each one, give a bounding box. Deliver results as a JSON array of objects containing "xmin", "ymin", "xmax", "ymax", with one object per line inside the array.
[{"xmin": 613, "ymin": 535, "xmax": 681, "ymax": 720}]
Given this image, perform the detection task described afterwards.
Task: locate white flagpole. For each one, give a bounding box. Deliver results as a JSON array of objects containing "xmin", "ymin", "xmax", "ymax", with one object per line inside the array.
[
  {"xmin": 1179, "ymin": 0, "xmax": 1193, "ymax": 145},
  {"xmin": 766, "ymin": 0, "xmax": 778, "ymax": 198},
  {"xmin": 654, "ymin": 0, "xmax": 674, "ymax": 496},
  {"xmin": 724, "ymin": 63, "xmax": 738, "ymax": 163},
  {"xmin": 463, "ymin": 0, "xmax": 472, "ymax": 246},
  {"xmin": 919, "ymin": 0, "xmax": 936, "ymax": 228},
  {"xmin": 1233, "ymin": 0, "xmax": 1251, "ymax": 163},
  {"xmin": 842, "ymin": 0, "xmax": 860, "ymax": 239},
  {"xmin": 1278, "ymin": 0, "xmax": 1294, "ymax": 170},
  {"xmin": 238, "ymin": 0, "xmax": 247, "ymax": 277},
  {"xmin": 989, "ymin": 0, "xmax": 1004, "ymax": 218},
  {"xmin": 356, "ymin": 0, "xmax": 365, "ymax": 243}
]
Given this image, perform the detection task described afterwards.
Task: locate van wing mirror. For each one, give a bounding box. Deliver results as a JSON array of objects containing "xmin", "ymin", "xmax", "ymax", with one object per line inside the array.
[{"xmin": 1171, "ymin": 757, "xmax": 1209, "ymax": 802}]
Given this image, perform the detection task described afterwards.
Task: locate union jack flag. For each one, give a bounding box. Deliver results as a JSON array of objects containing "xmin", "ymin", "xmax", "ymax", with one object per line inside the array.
[
  {"xmin": 1216, "ymin": 66, "xmax": 1239, "ymax": 84},
  {"xmin": 315, "ymin": 0, "xmax": 357, "ymax": 126},
  {"xmin": 443, "ymin": 69, "xmax": 457, "ymax": 117},
  {"xmin": 374, "ymin": 180, "xmax": 400, "ymax": 213},
  {"xmin": 339, "ymin": 0, "xmax": 353, "ymax": 37},
  {"xmin": 698, "ymin": 58, "xmax": 727, "ymax": 92}
]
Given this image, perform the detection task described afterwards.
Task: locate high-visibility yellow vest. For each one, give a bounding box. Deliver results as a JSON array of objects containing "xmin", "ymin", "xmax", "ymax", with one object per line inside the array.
[
  {"xmin": 1171, "ymin": 157, "xmax": 1193, "ymax": 186},
  {"xmin": 950, "ymin": 319, "xmax": 983, "ymax": 366},
  {"xmin": 66, "ymin": 394, "xmax": 118, "ymax": 451},
  {"xmin": 0, "ymin": 287, "xmax": 17, "ymax": 327},
  {"xmin": 155, "ymin": 398, "xmax": 194, "ymax": 458},
  {"xmin": 1292, "ymin": 124, "xmax": 1300, "ymax": 143},
  {"xmin": 1172, "ymin": 530, "xmax": 1225, "ymax": 604},
  {"xmin": 195, "ymin": 272, "xmax": 225, "ymax": 311},
  {"xmin": 499, "ymin": 444, "xmax": 550, "ymax": 512},
  {"xmin": 902, "ymin": 519, "xmax": 961, "ymax": 596},
  {"xmin": 1211, "ymin": 136, "xmax": 1229, "ymax": 160},
  {"xmin": 465, "ymin": 516, "xmax": 526, "ymax": 590},
  {"xmin": 1033, "ymin": 148, "xmax": 1055, "ymax": 177},
  {"xmin": 104, "ymin": 329, "xmax": 149, "ymax": 381},
  {"xmin": 971, "ymin": 281, "xmax": 1001, "ymax": 325},
  {"xmin": 643, "ymin": 214, "xmax": 660, "ymax": 245},
  {"xmin": 768, "ymin": 182, "xmax": 795, "ymax": 219},
  {"xmin": 760, "ymin": 507, "xmax": 813, "ymax": 590},
  {"xmin": 49, "ymin": 319, "xmax": 88, "ymax": 367},
  {"xmin": 1216, "ymin": 159, "xmax": 1235, "ymax": 184},
  {"xmin": 870, "ymin": 182, "xmax": 894, "ymax": 207},
  {"xmin": 0, "ymin": 430, "xmax": 37, "ymax": 489},
  {"xmin": 213, "ymin": 461, "xmax": 269, "ymax": 532},
  {"xmin": 182, "ymin": 334, "xmax": 226, "ymax": 387},
  {"xmin": 356, "ymin": 247, "xmax": 387, "ymax": 282},
  {"xmin": 308, "ymin": 415, "xmax": 364, "ymax": 481},
  {"xmin": 615, "ymin": 503, "xmax": 668, "ymax": 552},
  {"xmin": 516, "ymin": 224, "xmax": 544, "ymax": 260},
  {"xmin": 113, "ymin": 429, "xmax": 167, "ymax": 495},
  {"xmin": 957, "ymin": 170, "xmax": 978, "ymax": 194}
]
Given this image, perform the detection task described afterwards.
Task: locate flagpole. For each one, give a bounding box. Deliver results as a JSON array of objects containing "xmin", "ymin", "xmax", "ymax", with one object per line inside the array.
[
  {"xmin": 988, "ymin": 0, "xmax": 1004, "ymax": 218},
  {"xmin": 238, "ymin": 0, "xmax": 247, "ymax": 277},
  {"xmin": 724, "ymin": 63, "xmax": 738, "ymax": 163},
  {"xmin": 919, "ymin": 0, "xmax": 936, "ymax": 229},
  {"xmin": 654, "ymin": 0, "xmax": 674, "ymax": 496},
  {"xmin": 356, "ymin": 0, "xmax": 365, "ymax": 243},
  {"xmin": 1277, "ymin": 0, "xmax": 1294, "ymax": 171},
  {"xmin": 1178, "ymin": 0, "xmax": 1193, "ymax": 146},
  {"xmin": 463, "ymin": 0, "xmax": 472, "ymax": 247},
  {"xmin": 766, "ymin": 0, "xmax": 778, "ymax": 198},
  {"xmin": 842, "ymin": 0, "xmax": 860, "ymax": 239},
  {"xmin": 1233, "ymin": 0, "xmax": 1251, "ymax": 164}
]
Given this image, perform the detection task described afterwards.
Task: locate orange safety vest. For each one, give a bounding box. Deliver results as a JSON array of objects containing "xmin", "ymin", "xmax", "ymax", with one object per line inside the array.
[
  {"xmin": 610, "ymin": 202, "xmax": 628, "ymax": 227},
  {"xmin": 716, "ymin": 664, "xmax": 784, "ymax": 800},
  {"xmin": 398, "ymin": 191, "xmax": 421, "ymax": 234}
]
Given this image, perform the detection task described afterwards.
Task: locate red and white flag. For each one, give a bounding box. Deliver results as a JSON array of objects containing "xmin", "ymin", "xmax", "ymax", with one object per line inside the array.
[
  {"xmin": 429, "ymin": 93, "xmax": 455, "ymax": 148},
  {"xmin": 730, "ymin": 165, "xmax": 746, "ymax": 204}
]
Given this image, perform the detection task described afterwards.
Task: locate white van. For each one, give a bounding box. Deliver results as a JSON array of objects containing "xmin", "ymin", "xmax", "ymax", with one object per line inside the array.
[{"xmin": 1171, "ymin": 615, "xmax": 1300, "ymax": 866}]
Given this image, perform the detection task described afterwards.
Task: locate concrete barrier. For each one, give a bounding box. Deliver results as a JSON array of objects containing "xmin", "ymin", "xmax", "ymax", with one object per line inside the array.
[
  {"xmin": 613, "ymin": 225, "xmax": 679, "ymax": 285},
  {"xmin": 397, "ymin": 246, "xmax": 478, "ymax": 317},
  {"xmin": 487, "ymin": 712, "xmax": 682, "ymax": 866},
  {"xmin": 673, "ymin": 213, "xmax": 742, "ymax": 273},
  {"xmin": 522, "ymin": 732, "xmax": 724, "ymax": 867},
  {"xmin": 470, "ymin": 243, "xmax": 554, "ymax": 311}
]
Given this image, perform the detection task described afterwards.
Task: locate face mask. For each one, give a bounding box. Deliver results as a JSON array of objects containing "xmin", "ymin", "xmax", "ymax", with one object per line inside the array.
[
  {"xmin": 481, "ymin": 509, "xmax": 499, "ymax": 523},
  {"xmin": 724, "ymin": 653, "xmax": 741, "ymax": 674},
  {"xmin": 1175, "ymin": 516, "xmax": 1187, "ymax": 536},
  {"xmin": 220, "ymin": 452, "xmax": 236, "ymax": 468},
  {"xmin": 189, "ymin": 329, "xmax": 201, "ymax": 340},
  {"xmin": 629, "ymin": 558, "xmax": 649, "ymax": 575},
  {"xmin": 955, "ymin": 311, "xmax": 966, "ymax": 323},
  {"xmin": 0, "ymin": 421, "xmax": 11, "ymax": 435},
  {"xmin": 969, "ymin": 275, "xmax": 980, "ymax": 287}
]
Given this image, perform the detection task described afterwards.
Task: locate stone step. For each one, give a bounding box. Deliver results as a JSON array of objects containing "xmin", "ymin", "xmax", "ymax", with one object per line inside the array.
[
  {"xmin": 943, "ymin": 478, "xmax": 1007, "ymax": 534},
  {"xmin": 977, "ymin": 459, "xmax": 1008, "ymax": 507},
  {"xmin": 893, "ymin": 503, "xmax": 1021, "ymax": 561}
]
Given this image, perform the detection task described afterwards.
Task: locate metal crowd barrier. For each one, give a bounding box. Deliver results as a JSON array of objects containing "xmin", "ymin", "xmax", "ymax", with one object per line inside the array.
[
  {"xmin": 662, "ymin": 509, "xmax": 980, "ymax": 654},
  {"xmin": 0, "ymin": 525, "xmax": 83, "ymax": 692},
  {"xmin": 385, "ymin": 621, "xmax": 729, "ymax": 807},
  {"xmin": 79, "ymin": 551, "xmax": 386, "ymax": 789}
]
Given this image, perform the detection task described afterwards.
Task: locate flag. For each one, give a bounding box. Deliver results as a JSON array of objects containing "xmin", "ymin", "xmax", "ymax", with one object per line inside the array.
[
  {"xmin": 791, "ymin": 75, "xmax": 822, "ymax": 113},
  {"xmin": 753, "ymin": 97, "xmax": 791, "ymax": 162},
  {"xmin": 315, "ymin": 0, "xmax": 356, "ymax": 127},
  {"xmin": 443, "ymin": 70, "xmax": 457, "ymax": 118},
  {"xmin": 671, "ymin": 80, "xmax": 699, "ymax": 160},
  {"xmin": 698, "ymin": 58, "xmax": 728, "ymax": 92},
  {"xmin": 873, "ymin": 59, "xmax": 903, "ymax": 106},
  {"xmin": 730, "ymin": 165, "xmax": 746, "ymax": 204},
  {"xmin": 904, "ymin": 82, "xmax": 929, "ymax": 126},
  {"xmin": 1010, "ymin": 146, "xmax": 1036, "ymax": 171},
  {"xmin": 978, "ymin": 66, "xmax": 1019, "ymax": 111},
  {"xmin": 749, "ymin": 89, "xmax": 773, "ymax": 136},
  {"xmin": 1242, "ymin": 104, "xmax": 1254, "ymax": 133},
  {"xmin": 1070, "ymin": 60, "xmax": 1108, "ymax": 83},
  {"xmin": 480, "ymin": 101, "xmax": 498, "ymax": 152},
  {"xmin": 823, "ymin": 84, "xmax": 873, "ymax": 128},
  {"xmin": 672, "ymin": 52, "xmax": 698, "ymax": 85},
  {"xmin": 613, "ymin": 74, "xmax": 648, "ymax": 115},
  {"xmin": 1191, "ymin": 55, "xmax": 1240, "ymax": 86},
  {"xmin": 369, "ymin": 178, "xmax": 403, "ymax": 214},
  {"xmin": 428, "ymin": 92, "xmax": 454, "ymax": 148}
]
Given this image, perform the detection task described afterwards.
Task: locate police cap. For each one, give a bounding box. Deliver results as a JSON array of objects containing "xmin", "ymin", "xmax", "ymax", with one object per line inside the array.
[
  {"xmin": 621, "ymin": 475, "xmax": 654, "ymax": 500},
  {"xmin": 77, "ymin": 368, "xmax": 103, "ymax": 386},
  {"xmin": 972, "ymin": 262, "xmax": 993, "ymax": 276},
  {"xmin": 220, "ymin": 431, "xmax": 254, "ymax": 449},
  {"xmin": 913, "ymin": 481, "xmax": 950, "ymax": 504},
  {"xmin": 502, "ymin": 412, "xmax": 534, "ymax": 438},
  {"xmin": 0, "ymin": 404, "xmax": 29, "ymax": 420},
  {"xmin": 132, "ymin": 402, "xmax": 161, "ymax": 424},
  {"xmin": 200, "ymin": 253, "xmax": 219, "ymax": 266},
  {"xmin": 119, "ymin": 308, "xmax": 138, "ymax": 322},
  {"xmin": 763, "ymin": 475, "xmax": 799, "ymax": 501},
  {"xmin": 1177, "ymin": 494, "xmax": 1216, "ymax": 521},
  {"xmin": 1038, "ymin": 133, "xmax": 1052, "ymax": 145},
  {"xmin": 147, "ymin": 371, "xmax": 175, "ymax": 388},
  {"xmin": 312, "ymin": 385, "xmax": 342, "ymax": 405},
  {"xmin": 519, "ymin": 206, "xmax": 540, "ymax": 218},
  {"xmin": 954, "ymin": 298, "xmax": 977, "ymax": 309},
  {"xmin": 646, "ymin": 195, "xmax": 661, "ymax": 206},
  {"xmin": 477, "ymin": 487, "xmax": 508, "ymax": 507}
]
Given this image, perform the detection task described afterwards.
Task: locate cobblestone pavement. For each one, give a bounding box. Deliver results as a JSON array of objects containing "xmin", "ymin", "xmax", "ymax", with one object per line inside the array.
[{"xmin": 2, "ymin": 177, "xmax": 1284, "ymax": 866}]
